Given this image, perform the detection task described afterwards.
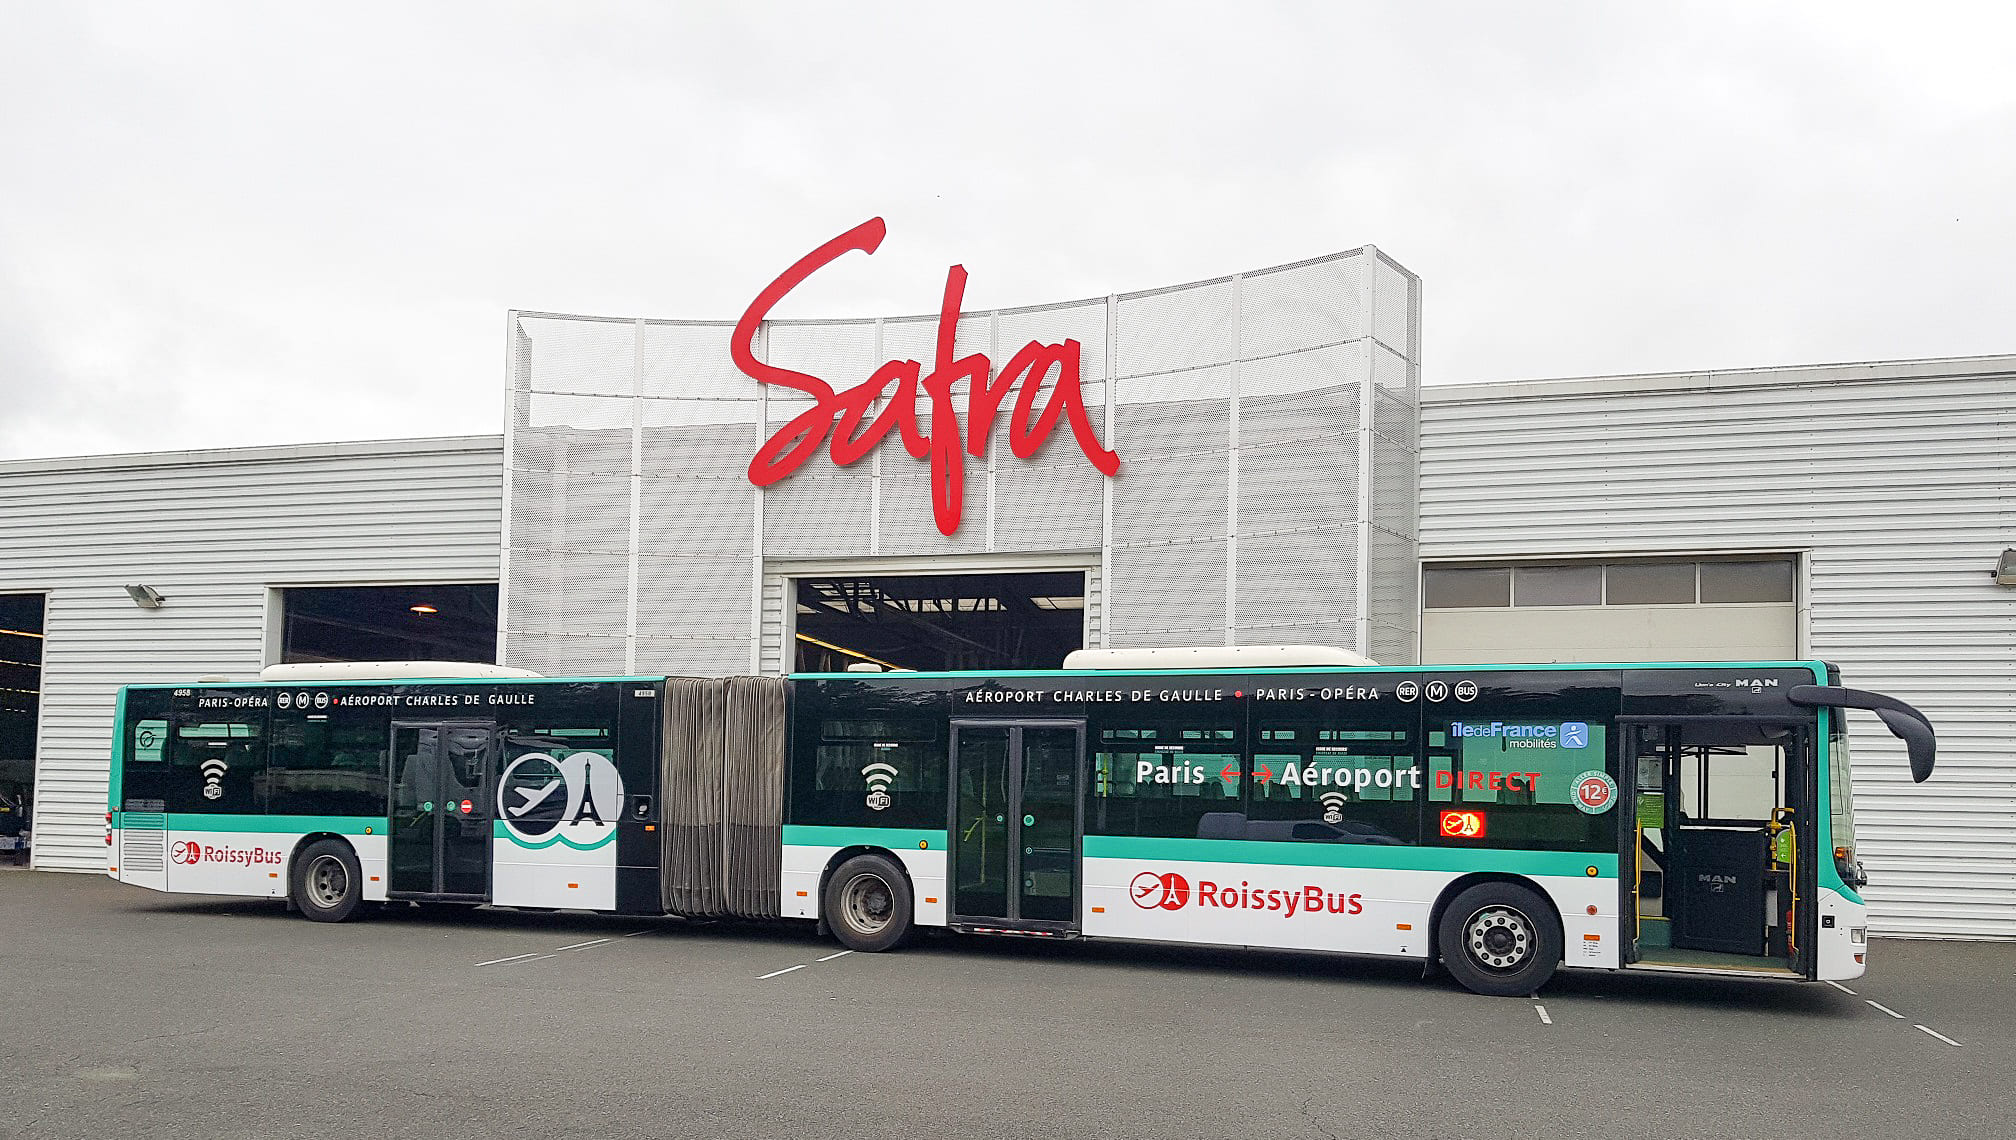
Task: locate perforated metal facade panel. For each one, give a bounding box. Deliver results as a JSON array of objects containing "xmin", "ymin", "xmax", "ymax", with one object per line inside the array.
[
  {"xmin": 504, "ymin": 246, "xmax": 1420, "ymax": 676},
  {"xmin": 0, "ymin": 437, "xmax": 503, "ymax": 871},
  {"xmin": 1420, "ymin": 358, "xmax": 2016, "ymax": 939}
]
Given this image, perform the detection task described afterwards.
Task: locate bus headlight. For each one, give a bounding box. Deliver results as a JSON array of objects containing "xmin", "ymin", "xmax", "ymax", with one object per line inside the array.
[{"xmin": 1849, "ymin": 927, "xmax": 1867, "ymax": 944}]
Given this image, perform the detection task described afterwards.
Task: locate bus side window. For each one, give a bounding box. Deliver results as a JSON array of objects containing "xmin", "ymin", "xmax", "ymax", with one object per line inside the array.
[
  {"xmin": 1427, "ymin": 718, "xmax": 1613, "ymax": 852},
  {"xmin": 1088, "ymin": 719, "xmax": 1240, "ymax": 841},
  {"xmin": 168, "ymin": 719, "xmax": 267, "ymax": 813},
  {"xmin": 265, "ymin": 716, "xmax": 389, "ymax": 817},
  {"xmin": 1247, "ymin": 719, "xmax": 1420, "ymax": 846}
]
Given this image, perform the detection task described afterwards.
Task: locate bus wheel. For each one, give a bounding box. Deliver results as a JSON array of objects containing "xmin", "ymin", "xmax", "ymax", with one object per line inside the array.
[
  {"xmin": 824, "ymin": 853, "xmax": 912, "ymax": 952},
  {"xmin": 292, "ymin": 839, "xmax": 364, "ymax": 923},
  {"xmin": 1437, "ymin": 882, "xmax": 1561, "ymax": 997}
]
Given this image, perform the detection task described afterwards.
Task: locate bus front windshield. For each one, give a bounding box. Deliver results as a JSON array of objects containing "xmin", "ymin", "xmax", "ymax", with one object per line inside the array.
[{"xmin": 1829, "ymin": 717, "xmax": 1865, "ymax": 888}]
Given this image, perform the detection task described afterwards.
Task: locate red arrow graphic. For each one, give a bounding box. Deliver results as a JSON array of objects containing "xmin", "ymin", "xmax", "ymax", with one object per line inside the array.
[{"xmin": 1219, "ymin": 764, "xmax": 1240, "ymax": 783}]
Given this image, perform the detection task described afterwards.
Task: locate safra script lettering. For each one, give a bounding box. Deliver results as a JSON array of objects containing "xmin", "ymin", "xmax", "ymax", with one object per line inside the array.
[{"xmin": 732, "ymin": 218, "xmax": 1121, "ymax": 536}]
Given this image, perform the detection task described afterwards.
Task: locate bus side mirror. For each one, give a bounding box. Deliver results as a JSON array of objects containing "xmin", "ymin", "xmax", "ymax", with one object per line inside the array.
[
  {"xmin": 1788, "ymin": 685, "xmax": 1937, "ymax": 783},
  {"xmin": 1877, "ymin": 708, "xmax": 1937, "ymax": 784}
]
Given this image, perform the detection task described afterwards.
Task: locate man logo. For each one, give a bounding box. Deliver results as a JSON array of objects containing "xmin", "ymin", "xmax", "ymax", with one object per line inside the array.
[
  {"xmin": 496, "ymin": 751, "xmax": 624, "ymax": 850},
  {"xmin": 170, "ymin": 840, "xmax": 199, "ymax": 865},
  {"xmin": 1318, "ymin": 791, "xmax": 1348, "ymax": 825},
  {"xmin": 1129, "ymin": 871, "xmax": 1190, "ymax": 910},
  {"xmin": 861, "ymin": 762, "xmax": 898, "ymax": 812},
  {"xmin": 1560, "ymin": 721, "xmax": 1590, "ymax": 749}
]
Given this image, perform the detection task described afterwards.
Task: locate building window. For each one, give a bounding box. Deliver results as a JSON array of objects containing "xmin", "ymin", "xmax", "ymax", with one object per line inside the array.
[
  {"xmin": 1699, "ymin": 559, "xmax": 1795, "ymax": 603},
  {"xmin": 1604, "ymin": 562, "xmax": 1698, "ymax": 605},
  {"xmin": 1512, "ymin": 564, "xmax": 1603, "ymax": 607},
  {"xmin": 1426, "ymin": 558, "xmax": 1794, "ymax": 609},
  {"xmin": 1422, "ymin": 567, "xmax": 1510, "ymax": 609}
]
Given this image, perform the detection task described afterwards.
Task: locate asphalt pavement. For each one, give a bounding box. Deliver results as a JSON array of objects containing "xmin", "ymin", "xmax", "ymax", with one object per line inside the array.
[{"xmin": 2, "ymin": 869, "xmax": 2008, "ymax": 1140}]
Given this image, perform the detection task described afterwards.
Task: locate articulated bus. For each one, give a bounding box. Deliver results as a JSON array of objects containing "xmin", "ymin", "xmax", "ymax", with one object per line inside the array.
[{"xmin": 105, "ymin": 649, "xmax": 1935, "ymax": 996}]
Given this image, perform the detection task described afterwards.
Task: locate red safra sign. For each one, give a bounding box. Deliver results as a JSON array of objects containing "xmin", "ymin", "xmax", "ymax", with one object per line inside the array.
[{"xmin": 732, "ymin": 218, "xmax": 1121, "ymax": 536}]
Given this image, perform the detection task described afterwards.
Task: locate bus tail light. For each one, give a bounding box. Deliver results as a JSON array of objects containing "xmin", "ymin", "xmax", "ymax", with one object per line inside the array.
[{"xmin": 1849, "ymin": 927, "xmax": 1867, "ymax": 944}]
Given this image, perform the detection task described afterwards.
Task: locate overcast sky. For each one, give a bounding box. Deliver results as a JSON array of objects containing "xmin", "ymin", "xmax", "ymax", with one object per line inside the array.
[{"xmin": 2, "ymin": 2, "xmax": 2010, "ymax": 461}]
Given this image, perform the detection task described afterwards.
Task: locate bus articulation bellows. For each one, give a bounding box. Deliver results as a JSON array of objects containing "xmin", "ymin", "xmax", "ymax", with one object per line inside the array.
[{"xmin": 105, "ymin": 652, "xmax": 1934, "ymax": 997}]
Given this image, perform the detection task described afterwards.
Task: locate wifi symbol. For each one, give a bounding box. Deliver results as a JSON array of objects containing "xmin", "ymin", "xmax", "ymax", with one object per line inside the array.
[
  {"xmin": 200, "ymin": 758, "xmax": 230, "ymax": 782},
  {"xmin": 861, "ymin": 762, "xmax": 898, "ymax": 811},
  {"xmin": 1318, "ymin": 791, "xmax": 1347, "ymax": 822}
]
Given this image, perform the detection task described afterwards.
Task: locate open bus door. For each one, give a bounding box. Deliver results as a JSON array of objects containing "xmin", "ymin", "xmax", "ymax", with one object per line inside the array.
[{"xmin": 1619, "ymin": 718, "xmax": 1815, "ymax": 978}]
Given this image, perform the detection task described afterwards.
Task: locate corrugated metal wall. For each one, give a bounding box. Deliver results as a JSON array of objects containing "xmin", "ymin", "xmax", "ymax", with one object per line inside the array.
[
  {"xmin": 506, "ymin": 246, "xmax": 1420, "ymax": 676},
  {"xmin": 1420, "ymin": 359, "xmax": 2016, "ymax": 938},
  {"xmin": 0, "ymin": 438, "xmax": 502, "ymax": 872}
]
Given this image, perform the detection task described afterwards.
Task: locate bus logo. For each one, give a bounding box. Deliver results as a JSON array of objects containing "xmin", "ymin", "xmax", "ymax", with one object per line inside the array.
[
  {"xmin": 861, "ymin": 762, "xmax": 898, "ymax": 812},
  {"xmin": 1130, "ymin": 871, "xmax": 1190, "ymax": 910},
  {"xmin": 496, "ymin": 751, "xmax": 624, "ymax": 850},
  {"xmin": 1572, "ymin": 770, "xmax": 1617, "ymax": 814}
]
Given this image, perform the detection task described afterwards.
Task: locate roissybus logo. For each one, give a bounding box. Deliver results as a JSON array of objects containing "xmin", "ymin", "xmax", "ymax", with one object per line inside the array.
[
  {"xmin": 497, "ymin": 751, "xmax": 624, "ymax": 850},
  {"xmin": 1129, "ymin": 870, "xmax": 1363, "ymax": 918}
]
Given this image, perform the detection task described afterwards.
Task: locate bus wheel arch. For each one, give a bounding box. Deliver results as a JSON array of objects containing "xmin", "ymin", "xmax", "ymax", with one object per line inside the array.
[
  {"xmin": 1429, "ymin": 874, "xmax": 1564, "ymax": 997},
  {"xmin": 288, "ymin": 835, "xmax": 364, "ymax": 923},
  {"xmin": 819, "ymin": 847, "xmax": 915, "ymax": 952}
]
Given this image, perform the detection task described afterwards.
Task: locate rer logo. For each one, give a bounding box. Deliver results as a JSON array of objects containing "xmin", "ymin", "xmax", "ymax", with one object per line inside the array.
[
  {"xmin": 496, "ymin": 751, "xmax": 625, "ymax": 850},
  {"xmin": 1129, "ymin": 871, "xmax": 1191, "ymax": 910}
]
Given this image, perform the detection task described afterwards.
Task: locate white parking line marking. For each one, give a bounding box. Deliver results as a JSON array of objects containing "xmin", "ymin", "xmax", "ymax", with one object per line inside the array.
[
  {"xmin": 1533, "ymin": 1004, "xmax": 1552, "ymax": 1025},
  {"xmin": 475, "ymin": 952, "xmax": 542, "ymax": 967},
  {"xmin": 553, "ymin": 938, "xmax": 611, "ymax": 952},
  {"xmin": 758, "ymin": 964, "xmax": 809, "ymax": 980},
  {"xmin": 1867, "ymin": 1000, "xmax": 1905, "ymax": 1019},
  {"xmin": 1915, "ymin": 1025, "xmax": 1964, "ymax": 1047},
  {"xmin": 623, "ymin": 930, "xmax": 652, "ymax": 938},
  {"xmin": 816, "ymin": 950, "xmax": 854, "ymax": 963},
  {"xmin": 1826, "ymin": 981, "xmax": 1856, "ymax": 995}
]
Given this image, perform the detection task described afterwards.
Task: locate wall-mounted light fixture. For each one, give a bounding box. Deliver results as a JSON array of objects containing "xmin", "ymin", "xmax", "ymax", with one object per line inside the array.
[
  {"xmin": 1994, "ymin": 549, "xmax": 2016, "ymax": 587},
  {"xmin": 123, "ymin": 584, "xmax": 166, "ymax": 609},
  {"xmin": 409, "ymin": 604, "xmax": 438, "ymax": 615}
]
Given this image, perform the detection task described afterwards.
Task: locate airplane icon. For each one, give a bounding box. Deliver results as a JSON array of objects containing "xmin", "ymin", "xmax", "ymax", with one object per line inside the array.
[{"xmin": 509, "ymin": 779, "xmax": 562, "ymax": 817}]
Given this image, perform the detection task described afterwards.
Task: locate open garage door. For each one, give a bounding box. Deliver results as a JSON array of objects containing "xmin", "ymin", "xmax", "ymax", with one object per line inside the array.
[{"xmin": 793, "ymin": 571, "xmax": 1085, "ymax": 673}]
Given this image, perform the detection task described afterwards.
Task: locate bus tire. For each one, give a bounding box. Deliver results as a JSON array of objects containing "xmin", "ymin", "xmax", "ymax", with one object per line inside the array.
[
  {"xmin": 824, "ymin": 853, "xmax": 912, "ymax": 952},
  {"xmin": 1437, "ymin": 882, "xmax": 1561, "ymax": 997},
  {"xmin": 291, "ymin": 839, "xmax": 364, "ymax": 923}
]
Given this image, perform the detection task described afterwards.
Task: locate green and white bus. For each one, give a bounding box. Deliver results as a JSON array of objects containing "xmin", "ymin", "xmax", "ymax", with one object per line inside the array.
[{"xmin": 106, "ymin": 649, "xmax": 1934, "ymax": 996}]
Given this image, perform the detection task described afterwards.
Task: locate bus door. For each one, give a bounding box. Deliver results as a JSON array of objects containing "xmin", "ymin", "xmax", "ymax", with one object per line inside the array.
[
  {"xmin": 948, "ymin": 720, "xmax": 1084, "ymax": 932},
  {"xmin": 388, "ymin": 720, "xmax": 496, "ymax": 900},
  {"xmin": 1621, "ymin": 718, "xmax": 1812, "ymax": 974}
]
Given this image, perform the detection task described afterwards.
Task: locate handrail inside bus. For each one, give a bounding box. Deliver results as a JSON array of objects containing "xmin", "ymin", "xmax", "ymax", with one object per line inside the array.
[{"xmin": 1786, "ymin": 684, "xmax": 1936, "ymax": 783}]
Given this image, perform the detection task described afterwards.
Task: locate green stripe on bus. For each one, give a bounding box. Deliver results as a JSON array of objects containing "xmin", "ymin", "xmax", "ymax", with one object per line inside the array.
[
  {"xmin": 111, "ymin": 813, "xmax": 386, "ymax": 835},
  {"xmin": 1083, "ymin": 835, "xmax": 1617, "ymax": 878},
  {"xmin": 783, "ymin": 825, "xmax": 947, "ymax": 852}
]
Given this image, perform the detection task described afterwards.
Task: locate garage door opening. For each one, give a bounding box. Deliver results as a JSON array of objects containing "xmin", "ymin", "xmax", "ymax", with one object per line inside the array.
[
  {"xmin": 0, "ymin": 593, "xmax": 43, "ymax": 866},
  {"xmin": 279, "ymin": 585, "xmax": 499, "ymax": 664},
  {"xmin": 795, "ymin": 571, "xmax": 1085, "ymax": 673}
]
